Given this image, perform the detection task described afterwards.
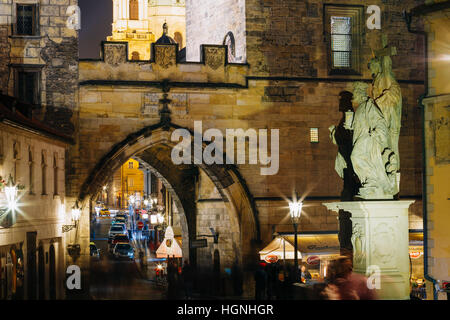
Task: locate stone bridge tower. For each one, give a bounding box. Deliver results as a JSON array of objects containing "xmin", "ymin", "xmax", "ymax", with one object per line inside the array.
[{"xmin": 108, "ymin": 0, "xmax": 186, "ymax": 60}]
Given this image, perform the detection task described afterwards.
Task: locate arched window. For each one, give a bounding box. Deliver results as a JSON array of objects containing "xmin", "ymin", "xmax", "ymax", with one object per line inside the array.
[
  {"xmin": 28, "ymin": 146, "xmax": 34, "ymax": 194},
  {"xmin": 13, "ymin": 141, "xmax": 20, "ymax": 181},
  {"xmin": 131, "ymin": 51, "xmax": 140, "ymax": 61},
  {"xmin": 223, "ymin": 32, "xmax": 236, "ymax": 63},
  {"xmin": 53, "ymin": 154, "xmax": 58, "ymax": 196},
  {"xmin": 41, "ymin": 151, "xmax": 47, "ymax": 195},
  {"xmin": 129, "ymin": 0, "xmax": 139, "ymax": 20}
]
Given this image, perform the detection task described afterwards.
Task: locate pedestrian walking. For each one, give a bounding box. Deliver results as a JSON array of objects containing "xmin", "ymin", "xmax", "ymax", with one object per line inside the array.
[{"xmin": 321, "ymin": 256, "xmax": 377, "ymax": 300}]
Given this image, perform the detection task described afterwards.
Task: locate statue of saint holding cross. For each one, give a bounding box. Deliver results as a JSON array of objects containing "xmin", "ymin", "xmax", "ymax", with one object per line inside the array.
[{"xmin": 348, "ymin": 34, "xmax": 402, "ymax": 199}]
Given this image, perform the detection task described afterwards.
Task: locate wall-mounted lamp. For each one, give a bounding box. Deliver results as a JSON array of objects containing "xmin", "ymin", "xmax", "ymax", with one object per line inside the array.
[
  {"xmin": 62, "ymin": 201, "xmax": 81, "ymax": 233},
  {"xmin": 5, "ymin": 175, "xmax": 18, "ymax": 212}
]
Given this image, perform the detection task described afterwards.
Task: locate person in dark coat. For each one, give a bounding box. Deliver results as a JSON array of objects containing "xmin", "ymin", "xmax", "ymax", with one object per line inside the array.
[{"xmin": 254, "ymin": 263, "xmax": 267, "ymax": 300}]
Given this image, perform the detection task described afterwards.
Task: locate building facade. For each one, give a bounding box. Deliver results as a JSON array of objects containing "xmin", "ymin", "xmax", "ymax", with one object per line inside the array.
[
  {"xmin": 0, "ymin": 96, "xmax": 72, "ymax": 300},
  {"xmin": 407, "ymin": 0, "xmax": 450, "ymax": 300},
  {"xmin": 107, "ymin": 0, "xmax": 186, "ymax": 60}
]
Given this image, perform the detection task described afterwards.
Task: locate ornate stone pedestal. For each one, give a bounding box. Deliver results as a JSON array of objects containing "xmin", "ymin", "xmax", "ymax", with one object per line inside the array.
[{"xmin": 323, "ymin": 200, "xmax": 414, "ymax": 300}]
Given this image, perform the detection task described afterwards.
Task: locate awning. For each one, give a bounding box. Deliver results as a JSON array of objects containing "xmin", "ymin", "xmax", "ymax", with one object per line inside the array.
[
  {"xmin": 285, "ymin": 234, "xmax": 340, "ymax": 257},
  {"xmin": 259, "ymin": 237, "xmax": 302, "ymax": 261},
  {"xmin": 156, "ymin": 226, "xmax": 183, "ymax": 258},
  {"xmin": 156, "ymin": 238, "xmax": 183, "ymax": 258}
]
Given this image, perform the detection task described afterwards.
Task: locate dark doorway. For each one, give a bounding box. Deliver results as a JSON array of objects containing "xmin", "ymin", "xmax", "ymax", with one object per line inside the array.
[
  {"xmin": 38, "ymin": 245, "xmax": 45, "ymax": 299},
  {"xmin": 49, "ymin": 244, "xmax": 56, "ymax": 300},
  {"xmin": 26, "ymin": 232, "xmax": 37, "ymax": 300}
]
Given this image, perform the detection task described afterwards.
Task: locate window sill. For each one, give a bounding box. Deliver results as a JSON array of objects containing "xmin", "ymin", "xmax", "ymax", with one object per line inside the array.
[
  {"xmin": 329, "ymin": 69, "xmax": 361, "ymax": 76},
  {"xmin": 9, "ymin": 35, "xmax": 43, "ymax": 40}
]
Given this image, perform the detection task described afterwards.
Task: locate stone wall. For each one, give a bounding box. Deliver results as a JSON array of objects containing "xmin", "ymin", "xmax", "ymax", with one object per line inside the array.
[
  {"xmin": 0, "ymin": 0, "xmax": 79, "ymax": 134},
  {"xmin": 77, "ymin": 44, "xmax": 425, "ymax": 269},
  {"xmin": 186, "ymin": 0, "xmax": 246, "ymax": 62},
  {"xmin": 245, "ymin": 0, "xmax": 425, "ymax": 78}
]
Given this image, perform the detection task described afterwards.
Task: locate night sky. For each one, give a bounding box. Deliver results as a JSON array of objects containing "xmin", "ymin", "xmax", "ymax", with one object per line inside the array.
[{"xmin": 79, "ymin": 0, "xmax": 112, "ymax": 59}]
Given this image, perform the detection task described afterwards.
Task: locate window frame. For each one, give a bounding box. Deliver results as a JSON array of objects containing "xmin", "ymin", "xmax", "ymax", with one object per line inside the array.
[
  {"xmin": 129, "ymin": 0, "xmax": 139, "ymax": 21},
  {"xmin": 324, "ymin": 4, "xmax": 364, "ymax": 75},
  {"xmin": 14, "ymin": 3, "xmax": 39, "ymax": 36},
  {"xmin": 13, "ymin": 65, "xmax": 42, "ymax": 106}
]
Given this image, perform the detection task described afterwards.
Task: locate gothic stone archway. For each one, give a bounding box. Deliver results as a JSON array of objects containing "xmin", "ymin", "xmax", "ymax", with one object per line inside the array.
[{"xmin": 78, "ymin": 122, "xmax": 260, "ymax": 268}]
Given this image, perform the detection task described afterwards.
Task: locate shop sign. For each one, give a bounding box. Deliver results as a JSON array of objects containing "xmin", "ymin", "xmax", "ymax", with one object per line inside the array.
[
  {"xmin": 307, "ymin": 256, "xmax": 320, "ymax": 265},
  {"xmin": 409, "ymin": 251, "xmax": 422, "ymax": 259},
  {"xmin": 264, "ymin": 255, "xmax": 279, "ymax": 264}
]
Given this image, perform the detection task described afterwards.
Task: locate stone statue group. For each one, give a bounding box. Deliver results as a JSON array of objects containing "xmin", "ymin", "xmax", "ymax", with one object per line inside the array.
[{"xmin": 330, "ymin": 36, "xmax": 402, "ymax": 200}]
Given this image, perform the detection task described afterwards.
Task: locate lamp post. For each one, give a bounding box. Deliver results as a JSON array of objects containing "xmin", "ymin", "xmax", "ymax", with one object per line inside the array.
[{"xmin": 289, "ymin": 192, "xmax": 302, "ymax": 282}]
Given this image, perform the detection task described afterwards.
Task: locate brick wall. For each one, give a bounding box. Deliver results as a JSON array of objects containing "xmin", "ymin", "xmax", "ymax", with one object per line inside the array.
[{"xmin": 186, "ymin": 0, "xmax": 246, "ymax": 62}]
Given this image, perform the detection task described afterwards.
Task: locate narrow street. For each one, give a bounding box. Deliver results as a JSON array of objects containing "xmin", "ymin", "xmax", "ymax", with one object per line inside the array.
[{"xmin": 89, "ymin": 218, "xmax": 165, "ymax": 300}]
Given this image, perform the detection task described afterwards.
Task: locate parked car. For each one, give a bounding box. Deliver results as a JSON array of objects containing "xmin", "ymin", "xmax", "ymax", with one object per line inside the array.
[
  {"xmin": 90, "ymin": 242, "xmax": 100, "ymax": 260},
  {"xmin": 112, "ymin": 222, "xmax": 127, "ymax": 232},
  {"xmin": 115, "ymin": 214, "xmax": 128, "ymax": 222},
  {"xmin": 113, "ymin": 243, "xmax": 135, "ymax": 260},
  {"xmin": 100, "ymin": 209, "xmax": 110, "ymax": 217},
  {"xmin": 109, "ymin": 234, "xmax": 130, "ymax": 252},
  {"xmin": 114, "ymin": 216, "xmax": 126, "ymax": 224},
  {"xmin": 108, "ymin": 225, "xmax": 126, "ymax": 242}
]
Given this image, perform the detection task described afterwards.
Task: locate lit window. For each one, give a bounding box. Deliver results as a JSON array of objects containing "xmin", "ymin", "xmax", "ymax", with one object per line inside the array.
[
  {"xmin": 331, "ymin": 17, "xmax": 352, "ymax": 68},
  {"xmin": 310, "ymin": 128, "xmax": 319, "ymax": 143},
  {"xmin": 324, "ymin": 5, "xmax": 363, "ymax": 75},
  {"xmin": 129, "ymin": 162, "xmax": 133, "ymax": 169}
]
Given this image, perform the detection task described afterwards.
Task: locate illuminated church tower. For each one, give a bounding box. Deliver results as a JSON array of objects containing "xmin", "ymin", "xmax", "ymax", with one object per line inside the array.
[{"xmin": 107, "ymin": 0, "xmax": 186, "ymax": 60}]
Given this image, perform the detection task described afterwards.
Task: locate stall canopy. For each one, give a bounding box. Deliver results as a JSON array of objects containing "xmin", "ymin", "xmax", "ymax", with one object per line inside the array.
[
  {"xmin": 259, "ymin": 233, "xmax": 341, "ymax": 261},
  {"xmin": 259, "ymin": 236, "xmax": 302, "ymax": 261},
  {"xmin": 156, "ymin": 226, "xmax": 183, "ymax": 258},
  {"xmin": 285, "ymin": 234, "xmax": 340, "ymax": 257}
]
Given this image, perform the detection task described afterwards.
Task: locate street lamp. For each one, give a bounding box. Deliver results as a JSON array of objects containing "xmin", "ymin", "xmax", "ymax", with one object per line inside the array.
[{"xmin": 289, "ymin": 192, "xmax": 303, "ymax": 282}]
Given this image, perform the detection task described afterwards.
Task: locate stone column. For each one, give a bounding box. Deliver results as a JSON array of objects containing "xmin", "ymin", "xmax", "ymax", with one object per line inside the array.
[{"xmin": 323, "ymin": 200, "xmax": 414, "ymax": 300}]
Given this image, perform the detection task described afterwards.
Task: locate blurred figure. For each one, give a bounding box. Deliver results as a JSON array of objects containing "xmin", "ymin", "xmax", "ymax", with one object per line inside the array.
[
  {"xmin": 300, "ymin": 265, "xmax": 312, "ymax": 283},
  {"xmin": 265, "ymin": 262, "xmax": 277, "ymax": 300},
  {"xmin": 182, "ymin": 260, "xmax": 194, "ymax": 299},
  {"xmin": 322, "ymin": 256, "xmax": 376, "ymax": 300},
  {"xmin": 254, "ymin": 263, "xmax": 267, "ymax": 300}
]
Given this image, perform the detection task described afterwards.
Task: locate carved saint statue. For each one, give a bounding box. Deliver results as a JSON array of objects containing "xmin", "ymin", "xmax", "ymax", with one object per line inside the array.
[
  {"xmin": 331, "ymin": 35, "xmax": 402, "ymax": 200},
  {"xmin": 349, "ymin": 82, "xmax": 398, "ymax": 199},
  {"xmin": 369, "ymin": 37, "xmax": 402, "ymax": 190}
]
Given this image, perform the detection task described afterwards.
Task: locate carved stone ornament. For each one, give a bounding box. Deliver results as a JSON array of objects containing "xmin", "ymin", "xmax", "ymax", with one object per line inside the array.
[
  {"xmin": 351, "ymin": 222, "xmax": 366, "ymax": 266},
  {"xmin": 155, "ymin": 45, "xmax": 176, "ymax": 69},
  {"xmin": 205, "ymin": 47, "xmax": 225, "ymax": 70},
  {"xmin": 104, "ymin": 43, "xmax": 127, "ymax": 65},
  {"xmin": 372, "ymin": 222, "xmax": 396, "ymax": 265}
]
